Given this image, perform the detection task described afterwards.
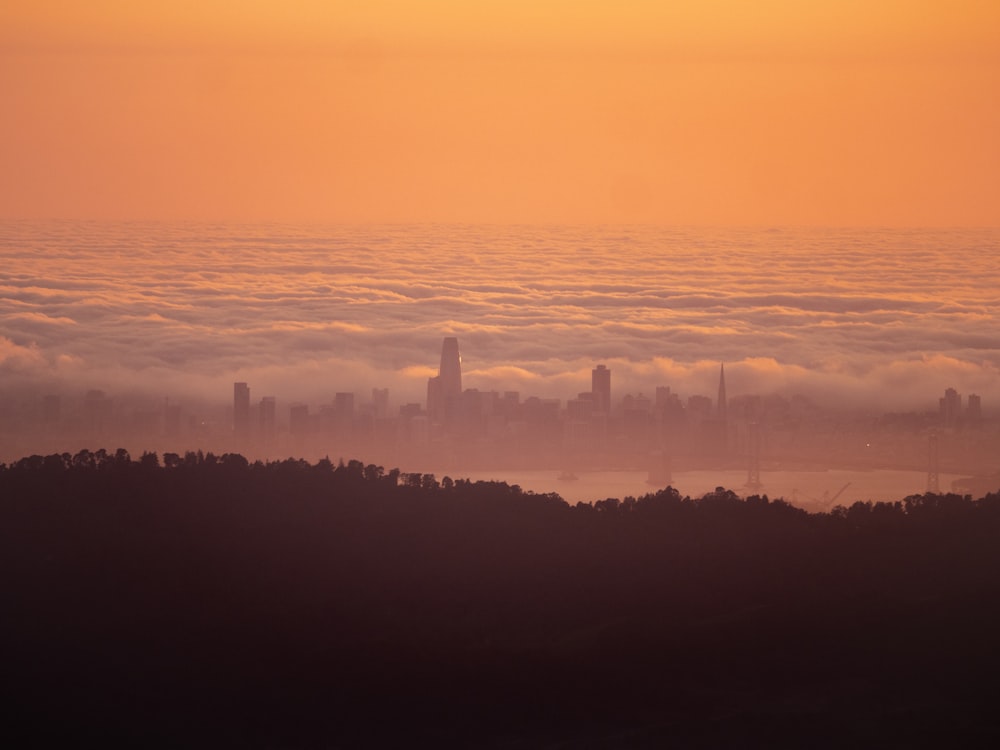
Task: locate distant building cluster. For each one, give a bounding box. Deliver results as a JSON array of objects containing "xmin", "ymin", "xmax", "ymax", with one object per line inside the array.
[
  {"xmin": 0, "ymin": 337, "xmax": 993, "ymax": 479},
  {"xmin": 215, "ymin": 339, "xmax": 990, "ymax": 479},
  {"xmin": 939, "ymin": 387, "xmax": 981, "ymax": 429},
  {"xmin": 223, "ymin": 337, "xmax": 748, "ymax": 474}
]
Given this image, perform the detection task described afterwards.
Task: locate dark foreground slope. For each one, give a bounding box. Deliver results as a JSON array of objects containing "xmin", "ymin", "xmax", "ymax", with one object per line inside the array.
[{"xmin": 2, "ymin": 450, "xmax": 1000, "ymax": 748}]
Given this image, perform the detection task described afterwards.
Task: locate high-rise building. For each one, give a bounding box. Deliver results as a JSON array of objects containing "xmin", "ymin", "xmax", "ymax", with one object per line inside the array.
[
  {"xmin": 566, "ymin": 392, "xmax": 595, "ymax": 420},
  {"xmin": 259, "ymin": 396, "xmax": 276, "ymax": 438},
  {"xmin": 428, "ymin": 337, "xmax": 463, "ymax": 425},
  {"xmin": 940, "ymin": 387, "xmax": 961, "ymax": 428},
  {"xmin": 234, "ymin": 382, "xmax": 250, "ymax": 435},
  {"xmin": 965, "ymin": 393, "xmax": 983, "ymax": 422},
  {"xmin": 655, "ymin": 386, "xmax": 684, "ymax": 425},
  {"xmin": 289, "ymin": 404, "xmax": 309, "ymax": 437},
  {"xmin": 372, "ymin": 388, "xmax": 389, "ymax": 419},
  {"xmin": 334, "ymin": 392, "xmax": 355, "ymax": 417},
  {"xmin": 592, "ymin": 364, "xmax": 611, "ymax": 414},
  {"xmin": 427, "ymin": 375, "xmax": 443, "ymax": 423},
  {"xmin": 439, "ymin": 337, "xmax": 462, "ymax": 400},
  {"xmin": 967, "ymin": 393, "xmax": 982, "ymax": 426}
]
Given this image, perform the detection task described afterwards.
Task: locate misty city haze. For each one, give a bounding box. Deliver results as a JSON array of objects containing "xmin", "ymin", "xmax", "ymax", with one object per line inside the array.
[
  {"xmin": 2, "ymin": 222, "xmax": 998, "ymax": 508},
  {"xmin": 2, "ymin": 223, "xmax": 997, "ymax": 404},
  {"xmin": 3, "ymin": 2, "xmax": 1000, "ymax": 745},
  {"xmin": 3, "ymin": 223, "xmax": 999, "ymax": 506}
]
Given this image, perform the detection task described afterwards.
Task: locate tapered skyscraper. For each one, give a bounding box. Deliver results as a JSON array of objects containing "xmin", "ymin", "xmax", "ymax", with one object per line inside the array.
[{"xmin": 428, "ymin": 337, "xmax": 462, "ymax": 425}]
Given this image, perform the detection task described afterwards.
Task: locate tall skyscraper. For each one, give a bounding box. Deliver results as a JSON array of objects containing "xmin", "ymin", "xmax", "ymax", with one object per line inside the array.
[
  {"xmin": 259, "ymin": 396, "xmax": 276, "ymax": 438},
  {"xmin": 428, "ymin": 337, "xmax": 463, "ymax": 424},
  {"xmin": 940, "ymin": 387, "xmax": 961, "ymax": 428},
  {"xmin": 592, "ymin": 364, "xmax": 611, "ymax": 414},
  {"xmin": 967, "ymin": 394, "xmax": 982, "ymax": 426},
  {"xmin": 233, "ymin": 382, "xmax": 250, "ymax": 435},
  {"xmin": 439, "ymin": 337, "xmax": 462, "ymax": 399}
]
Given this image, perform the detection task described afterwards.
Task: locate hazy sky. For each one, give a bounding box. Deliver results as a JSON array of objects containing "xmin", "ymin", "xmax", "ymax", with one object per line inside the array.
[{"xmin": 2, "ymin": 1, "xmax": 998, "ymax": 225}]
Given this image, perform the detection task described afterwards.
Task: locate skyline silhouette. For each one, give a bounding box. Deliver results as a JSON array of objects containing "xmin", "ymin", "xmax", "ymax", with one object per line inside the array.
[
  {"xmin": 2, "ymin": 3, "xmax": 999, "ymax": 744},
  {"xmin": 2, "ymin": 225, "xmax": 998, "ymax": 416},
  {"xmin": 3, "ymin": 333, "xmax": 996, "ymax": 509}
]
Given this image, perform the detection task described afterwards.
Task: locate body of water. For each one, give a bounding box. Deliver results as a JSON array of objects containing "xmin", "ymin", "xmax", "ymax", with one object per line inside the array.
[{"xmin": 455, "ymin": 467, "xmax": 970, "ymax": 511}]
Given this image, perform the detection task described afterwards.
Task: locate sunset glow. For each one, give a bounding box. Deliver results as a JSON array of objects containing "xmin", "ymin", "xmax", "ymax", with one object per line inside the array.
[
  {"xmin": 5, "ymin": 6, "xmax": 1000, "ymax": 745},
  {"xmin": 2, "ymin": 1, "xmax": 998, "ymax": 225}
]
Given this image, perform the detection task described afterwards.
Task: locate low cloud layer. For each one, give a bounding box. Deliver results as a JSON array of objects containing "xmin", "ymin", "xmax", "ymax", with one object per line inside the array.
[{"xmin": 1, "ymin": 223, "xmax": 998, "ymax": 412}]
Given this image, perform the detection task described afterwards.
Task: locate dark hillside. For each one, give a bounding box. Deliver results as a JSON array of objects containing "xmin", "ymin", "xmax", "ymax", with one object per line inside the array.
[{"xmin": 2, "ymin": 451, "xmax": 1000, "ymax": 747}]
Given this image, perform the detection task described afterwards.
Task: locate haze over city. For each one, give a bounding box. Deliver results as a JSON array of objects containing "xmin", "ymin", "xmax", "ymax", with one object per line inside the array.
[
  {"xmin": 3, "ymin": 2, "xmax": 1000, "ymax": 746},
  {"xmin": 2, "ymin": 223, "xmax": 998, "ymax": 506}
]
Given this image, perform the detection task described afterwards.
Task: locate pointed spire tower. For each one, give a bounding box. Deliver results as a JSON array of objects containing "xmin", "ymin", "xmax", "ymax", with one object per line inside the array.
[{"xmin": 717, "ymin": 363, "xmax": 728, "ymax": 423}]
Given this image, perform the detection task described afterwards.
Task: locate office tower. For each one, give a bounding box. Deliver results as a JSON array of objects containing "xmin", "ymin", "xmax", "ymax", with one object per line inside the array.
[
  {"xmin": 439, "ymin": 337, "xmax": 462, "ymax": 399},
  {"xmin": 965, "ymin": 393, "xmax": 983, "ymax": 428},
  {"xmin": 592, "ymin": 364, "xmax": 611, "ymax": 414},
  {"xmin": 372, "ymin": 388, "xmax": 389, "ymax": 419},
  {"xmin": 289, "ymin": 404, "xmax": 309, "ymax": 437},
  {"xmin": 566, "ymin": 392, "xmax": 595, "ymax": 421},
  {"xmin": 328, "ymin": 392, "xmax": 354, "ymax": 436},
  {"xmin": 234, "ymin": 382, "xmax": 250, "ymax": 435},
  {"xmin": 427, "ymin": 375, "xmax": 443, "ymax": 423},
  {"xmin": 334, "ymin": 392, "xmax": 356, "ymax": 417},
  {"xmin": 940, "ymin": 387, "xmax": 961, "ymax": 428},
  {"xmin": 259, "ymin": 396, "xmax": 276, "ymax": 437},
  {"xmin": 622, "ymin": 393, "xmax": 652, "ymax": 413},
  {"xmin": 967, "ymin": 394, "xmax": 982, "ymax": 425},
  {"xmin": 655, "ymin": 386, "xmax": 684, "ymax": 425},
  {"xmin": 428, "ymin": 337, "xmax": 463, "ymax": 425}
]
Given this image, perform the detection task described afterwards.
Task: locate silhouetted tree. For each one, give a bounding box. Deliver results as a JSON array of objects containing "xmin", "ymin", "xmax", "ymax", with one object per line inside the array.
[{"xmin": 2, "ymin": 449, "xmax": 1000, "ymax": 747}]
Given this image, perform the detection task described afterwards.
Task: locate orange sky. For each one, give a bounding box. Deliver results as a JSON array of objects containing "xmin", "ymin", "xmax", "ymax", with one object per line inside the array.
[{"xmin": 2, "ymin": 1, "xmax": 998, "ymax": 225}]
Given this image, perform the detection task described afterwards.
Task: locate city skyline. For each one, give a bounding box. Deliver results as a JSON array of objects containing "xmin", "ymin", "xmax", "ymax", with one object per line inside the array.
[
  {"xmin": 3, "ymin": 225, "xmax": 999, "ymax": 416},
  {"xmin": 2, "ymin": 336, "xmax": 992, "ymax": 494},
  {"xmin": 3, "ymin": 5, "xmax": 999, "ymax": 744}
]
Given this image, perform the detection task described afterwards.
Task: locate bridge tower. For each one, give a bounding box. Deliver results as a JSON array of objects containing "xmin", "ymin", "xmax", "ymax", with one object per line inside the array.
[
  {"xmin": 745, "ymin": 421, "xmax": 762, "ymax": 492},
  {"xmin": 926, "ymin": 432, "xmax": 940, "ymax": 494}
]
